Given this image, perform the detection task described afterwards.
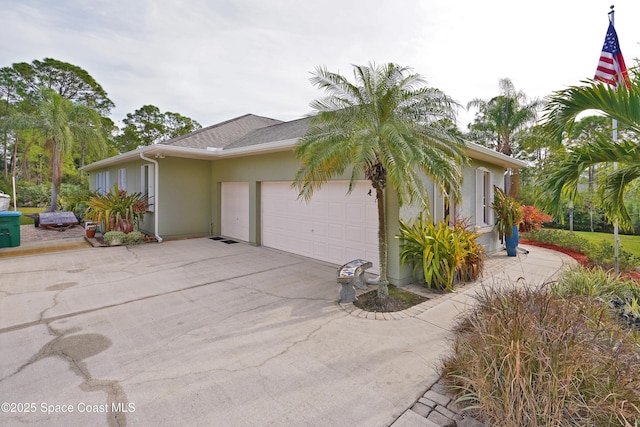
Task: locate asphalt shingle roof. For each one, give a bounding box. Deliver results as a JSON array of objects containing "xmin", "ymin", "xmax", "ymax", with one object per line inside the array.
[
  {"xmin": 224, "ymin": 117, "xmax": 311, "ymax": 149},
  {"xmin": 161, "ymin": 114, "xmax": 284, "ymax": 149}
]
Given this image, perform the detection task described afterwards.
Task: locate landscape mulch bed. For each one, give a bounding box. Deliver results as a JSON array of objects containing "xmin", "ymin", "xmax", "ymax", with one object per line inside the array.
[{"xmin": 520, "ymin": 239, "xmax": 590, "ymax": 266}]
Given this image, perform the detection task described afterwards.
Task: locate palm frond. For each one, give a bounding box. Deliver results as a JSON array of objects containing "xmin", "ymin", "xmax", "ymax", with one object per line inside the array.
[{"xmin": 543, "ymin": 80, "xmax": 640, "ymax": 139}]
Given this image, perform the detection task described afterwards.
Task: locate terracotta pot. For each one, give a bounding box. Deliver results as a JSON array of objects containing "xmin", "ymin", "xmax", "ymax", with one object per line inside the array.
[{"xmin": 86, "ymin": 228, "xmax": 96, "ymax": 238}]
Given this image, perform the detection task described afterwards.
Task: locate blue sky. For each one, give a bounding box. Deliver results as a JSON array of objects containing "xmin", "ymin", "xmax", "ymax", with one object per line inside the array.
[{"xmin": 2, "ymin": 0, "xmax": 639, "ymax": 129}]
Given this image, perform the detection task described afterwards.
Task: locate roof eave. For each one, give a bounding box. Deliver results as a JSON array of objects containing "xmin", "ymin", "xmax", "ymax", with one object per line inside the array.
[
  {"xmin": 81, "ymin": 138, "xmax": 526, "ymax": 171},
  {"xmin": 81, "ymin": 140, "xmax": 298, "ymax": 171},
  {"xmin": 465, "ymin": 141, "xmax": 528, "ymax": 169}
]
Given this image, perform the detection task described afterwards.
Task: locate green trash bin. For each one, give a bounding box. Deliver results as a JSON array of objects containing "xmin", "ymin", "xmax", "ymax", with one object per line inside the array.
[{"xmin": 0, "ymin": 211, "xmax": 21, "ymax": 248}]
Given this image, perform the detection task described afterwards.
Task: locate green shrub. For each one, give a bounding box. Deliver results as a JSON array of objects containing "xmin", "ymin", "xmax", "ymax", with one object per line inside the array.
[
  {"xmin": 396, "ymin": 213, "xmax": 484, "ymax": 291},
  {"xmin": 522, "ymin": 229, "xmax": 589, "ymax": 253},
  {"xmin": 16, "ymin": 183, "xmax": 50, "ymax": 207},
  {"xmin": 583, "ymin": 241, "xmax": 640, "ymax": 271},
  {"xmin": 442, "ymin": 286, "xmax": 640, "ymax": 426},
  {"xmin": 551, "ymin": 265, "xmax": 633, "ymax": 300},
  {"xmin": 453, "ymin": 219, "xmax": 485, "ymax": 284},
  {"xmin": 522, "ymin": 229, "xmax": 640, "ymax": 271},
  {"xmin": 553, "ymin": 266, "xmax": 640, "ymax": 333},
  {"xmin": 124, "ymin": 231, "xmax": 145, "ymax": 245},
  {"xmin": 58, "ymin": 185, "xmax": 94, "ymax": 221},
  {"xmin": 103, "ymin": 231, "xmax": 126, "ymax": 246}
]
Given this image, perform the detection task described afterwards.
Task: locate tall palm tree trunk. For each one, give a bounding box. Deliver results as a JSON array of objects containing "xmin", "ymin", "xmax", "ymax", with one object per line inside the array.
[
  {"xmin": 49, "ymin": 140, "xmax": 61, "ymax": 212},
  {"xmin": 376, "ymin": 186, "xmax": 389, "ymax": 298}
]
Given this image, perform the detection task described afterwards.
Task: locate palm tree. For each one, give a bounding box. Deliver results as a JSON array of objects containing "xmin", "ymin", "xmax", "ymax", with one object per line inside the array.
[
  {"xmin": 33, "ymin": 89, "xmax": 105, "ymax": 211},
  {"xmin": 542, "ymin": 80, "xmax": 640, "ymax": 230},
  {"xmin": 468, "ymin": 79, "xmax": 541, "ymax": 197},
  {"xmin": 293, "ymin": 63, "xmax": 466, "ymax": 298},
  {"xmin": 467, "ymin": 78, "xmax": 541, "ymax": 156}
]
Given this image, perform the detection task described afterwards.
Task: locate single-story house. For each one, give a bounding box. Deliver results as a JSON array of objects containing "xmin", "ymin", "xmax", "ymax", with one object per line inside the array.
[{"xmin": 82, "ymin": 113, "xmax": 527, "ymax": 286}]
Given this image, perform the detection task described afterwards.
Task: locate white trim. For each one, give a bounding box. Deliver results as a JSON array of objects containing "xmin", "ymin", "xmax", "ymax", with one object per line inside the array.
[
  {"xmin": 474, "ymin": 225, "xmax": 495, "ymax": 234},
  {"xmin": 475, "ymin": 167, "xmax": 493, "ymax": 228},
  {"xmin": 140, "ymin": 164, "xmax": 155, "ymax": 212},
  {"xmin": 139, "ymin": 153, "xmax": 162, "ymax": 243},
  {"xmin": 81, "ymin": 138, "xmax": 527, "ymax": 171}
]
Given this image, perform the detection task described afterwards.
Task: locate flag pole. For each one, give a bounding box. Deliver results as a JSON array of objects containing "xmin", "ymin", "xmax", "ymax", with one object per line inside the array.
[{"xmin": 610, "ymin": 5, "xmax": 620, "ymax": 275}]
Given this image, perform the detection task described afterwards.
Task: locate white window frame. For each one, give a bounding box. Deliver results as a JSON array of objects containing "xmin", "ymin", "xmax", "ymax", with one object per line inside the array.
[{"xmin": 475, "ymin": 167, "xmax": 493, "ymax": 229}]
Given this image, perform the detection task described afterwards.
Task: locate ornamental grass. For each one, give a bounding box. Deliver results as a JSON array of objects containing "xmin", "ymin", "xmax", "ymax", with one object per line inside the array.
[{"xmin": 441, "ymin": 285, "xmax": 640, "ymax": 427}]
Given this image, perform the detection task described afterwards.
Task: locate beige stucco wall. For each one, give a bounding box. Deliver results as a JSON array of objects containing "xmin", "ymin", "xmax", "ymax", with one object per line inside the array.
[
  {"xmin": 89, "ymin": 157, "xmax": 212, "ymax": 239},
  {"xmin": 156, "ymin": 157, "xmax": 212, "ymax": 239}
]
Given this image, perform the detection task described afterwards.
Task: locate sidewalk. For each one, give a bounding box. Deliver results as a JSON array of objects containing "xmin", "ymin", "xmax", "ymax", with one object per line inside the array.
[
  {"xmin": 386, "ymin": 245, "xmax": 577, "ymax": 427},
  {"xmin": 0, "ymin": 225, "xmax": 89, "ymax": 259}
]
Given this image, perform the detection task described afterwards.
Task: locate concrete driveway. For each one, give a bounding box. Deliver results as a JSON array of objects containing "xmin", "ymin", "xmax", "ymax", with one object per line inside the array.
[{"xmin": 0, "ymin": 238, "xmax": 459, "ymax": 426}]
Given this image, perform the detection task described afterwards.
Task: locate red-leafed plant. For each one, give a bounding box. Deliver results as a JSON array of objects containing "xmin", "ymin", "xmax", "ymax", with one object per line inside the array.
[{"xmin": 520, "ymin": 205, "xmax": 552, "ymax": 232}]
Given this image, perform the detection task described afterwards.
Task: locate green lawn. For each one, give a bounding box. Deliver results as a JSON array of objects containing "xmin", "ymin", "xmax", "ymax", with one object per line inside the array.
[
  {"xmin": 573, "ymin": 230, "xmax": 640, "ymax": 258},
  {"xmin": 8, "ymin": 207, "xmax": 46, "ymax": 225}
]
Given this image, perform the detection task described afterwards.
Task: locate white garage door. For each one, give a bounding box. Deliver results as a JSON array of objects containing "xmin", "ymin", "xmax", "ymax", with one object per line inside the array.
[
  {"xmin": 261, "ymin": 181, "xmax": 379, "ymax": 273},
  {"xmin": 221, "ymin": 182, "xmax": 249, "ymax": 241}
]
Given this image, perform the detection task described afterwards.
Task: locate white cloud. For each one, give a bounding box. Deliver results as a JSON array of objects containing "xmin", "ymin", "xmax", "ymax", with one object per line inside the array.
[{"xmin": 1, "ymin": 0, "xmax": 639, "ymax": 130}]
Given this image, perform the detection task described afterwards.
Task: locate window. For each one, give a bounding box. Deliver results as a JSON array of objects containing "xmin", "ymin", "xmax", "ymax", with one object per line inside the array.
[
  {"xmin": 476, "ymin": 168, "xmax": 492, "ymax": 226},
  {"xmin": 443, "ymin": 183, "xmax": 457, "ymax": 224},
  {"xmin": 483, "ymin": 171, "xmax": 490, "ymax": 224},
  {"xmin": 118, "ymin": 168, "xmax": 127, "ymax": 191},
  {"xmin": 95, "ymin": 171, "xmax": 110, "ymax": 195},
  {"xmin": 141, "ymin": 164, "xmax": 155, "ymax": 212}
]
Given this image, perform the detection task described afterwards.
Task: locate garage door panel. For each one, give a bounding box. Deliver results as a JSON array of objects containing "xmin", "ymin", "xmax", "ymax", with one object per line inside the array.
[
  {"xmin": 221, "ymin": 182, "xmax": 249, "ymax": 241},
  {"xmin": 346, "ymin": 203, "xmax": 366, "ymax": 222},
  {"xmin": 328, "ymin": 244, "xmax": 346, "ymax": 260},
  {"xmin": 328, "ymin": 202, "xmax": 345, "ymax": 219},
  {"xmin": 313, "ymin": 242, "xmax": 329, "ymax": 259},
  {"xmin": 328, "ymin": 224, "xmax": 344, "ymax": 240},
  {"xmin": 311, "ymin": 202, "xmax": 328, "ymax": 218},
  {"xmin": 345, "ymin": 226, "xmax": 364, "ymax": 245},
  {"xmin": 366, "ymin": 230, "xmax": 378, "ymax": 246},
  {"xmin": 312, "ymin": 222, "xmax": 328, "ymax": 238},
  {"xmin": 365, "ymin": 208, "xmax": 378, "ymax": 224},
  {"xmin": 262, "ymin": 181, "xmax": 379, "ymax": 273}
]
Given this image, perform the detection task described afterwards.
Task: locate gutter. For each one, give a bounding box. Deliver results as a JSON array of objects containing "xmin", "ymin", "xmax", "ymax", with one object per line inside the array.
[
  {"xmin": 139, "ymin": 153, "xmax": 163, "ymax": 243},
  {"xmin": 83, "ymin": 138, "xmax": 527, "ymax": 171}
]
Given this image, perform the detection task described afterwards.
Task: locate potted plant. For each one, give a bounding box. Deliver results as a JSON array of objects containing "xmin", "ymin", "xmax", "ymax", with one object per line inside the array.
[
  {"xmin": 85, "ymin": 222, "xmax": 97, "ymax": 238},
  {"xmin": 491, "ymin": 186, "xmax": 524, "ymax": 256}
]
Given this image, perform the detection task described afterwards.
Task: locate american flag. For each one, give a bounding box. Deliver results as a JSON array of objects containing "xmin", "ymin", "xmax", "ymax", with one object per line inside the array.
[{"xmin": 594, "ymin": 22, "xmax": 630, "ymax": 88}]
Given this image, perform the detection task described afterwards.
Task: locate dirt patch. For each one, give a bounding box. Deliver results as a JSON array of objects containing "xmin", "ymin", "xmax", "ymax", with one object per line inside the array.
[{"xmin": 354, "ymin": 285, "xmax": 428, "ymax": 312}]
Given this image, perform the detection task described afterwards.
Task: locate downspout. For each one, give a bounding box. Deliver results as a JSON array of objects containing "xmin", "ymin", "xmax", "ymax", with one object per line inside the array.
[{"xmin": 139, "ymin": 153, "xmax": 163, "ymax": 243}]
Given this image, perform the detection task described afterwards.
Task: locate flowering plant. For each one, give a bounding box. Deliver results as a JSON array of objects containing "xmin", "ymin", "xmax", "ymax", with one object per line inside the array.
[{"xmin": 84, "ymin": 183, "xmax": 148, "ymax": 233}]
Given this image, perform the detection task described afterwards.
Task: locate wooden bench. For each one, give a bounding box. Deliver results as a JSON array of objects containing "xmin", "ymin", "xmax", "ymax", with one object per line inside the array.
[{"xmin": 337, "ymin": 259, "xmax": 372, "ymax": 303}]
